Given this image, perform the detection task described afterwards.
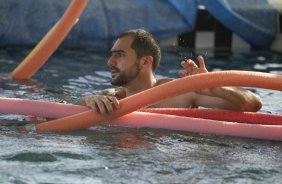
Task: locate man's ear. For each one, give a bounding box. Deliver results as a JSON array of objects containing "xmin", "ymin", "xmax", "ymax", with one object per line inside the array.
[{"xmin": 140, "ymin": 56, "xmax": 153, "ymax": 69}]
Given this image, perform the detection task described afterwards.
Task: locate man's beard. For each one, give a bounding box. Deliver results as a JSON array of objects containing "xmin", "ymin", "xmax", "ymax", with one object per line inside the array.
[{"xmin": 110, "ymin": 61, "xmax": 140, "ymax": 86}]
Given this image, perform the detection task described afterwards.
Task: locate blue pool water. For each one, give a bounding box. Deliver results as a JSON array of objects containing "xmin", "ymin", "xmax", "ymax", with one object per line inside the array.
[{"xmin": 0, "ymin": 46, "xmax": 282, "ymax": 183}]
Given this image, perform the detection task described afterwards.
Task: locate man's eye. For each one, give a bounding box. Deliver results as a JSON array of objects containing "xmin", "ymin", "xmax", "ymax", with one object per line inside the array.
[{"xmin": 116, "ymin": 53, "xmax": 124, "ymax": 57}]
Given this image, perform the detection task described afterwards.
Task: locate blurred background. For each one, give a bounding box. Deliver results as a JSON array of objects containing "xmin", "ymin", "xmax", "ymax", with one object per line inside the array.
[{"xmin": 0, "ymin": 0, "xmax": 281, "ymax": 56}]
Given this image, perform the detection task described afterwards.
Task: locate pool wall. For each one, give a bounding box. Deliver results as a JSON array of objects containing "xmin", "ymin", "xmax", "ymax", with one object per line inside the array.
[{"xmin": 0, "ymin": 0, "xmax": 281, "ymax": 52}]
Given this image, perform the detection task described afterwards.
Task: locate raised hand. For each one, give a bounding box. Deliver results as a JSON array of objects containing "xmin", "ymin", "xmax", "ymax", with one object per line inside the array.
[
  {"xmin": 178, "ymin": 55, "xmax": 213, "ymax": 96},
  {"xmin": 178, "ymin": 55, "xmax": 208, "ymax": 77}
]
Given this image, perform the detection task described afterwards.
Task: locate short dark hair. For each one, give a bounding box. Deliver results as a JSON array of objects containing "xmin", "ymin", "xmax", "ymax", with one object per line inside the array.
[{"xmin": 118, "ymin": 29, "xmax": 161, "ymax": 72}]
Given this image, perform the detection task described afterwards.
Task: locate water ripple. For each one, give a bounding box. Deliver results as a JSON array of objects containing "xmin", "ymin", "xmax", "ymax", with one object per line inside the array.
[{"xmin": 4, "ymin": 152, "xmax": 58, "ymax": 162}]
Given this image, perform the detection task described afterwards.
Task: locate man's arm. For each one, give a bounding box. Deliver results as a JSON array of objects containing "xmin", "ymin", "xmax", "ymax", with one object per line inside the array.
[
  {"xmin": 191, "ymin": 86, "xmax": 262, "ymax": 112},
  {"xmin": 179, "ymin": 55, "xmax": 262, "ymax": 112}
]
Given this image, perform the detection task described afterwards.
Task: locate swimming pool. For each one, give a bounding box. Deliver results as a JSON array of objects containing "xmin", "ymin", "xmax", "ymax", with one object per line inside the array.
[{"xmin": 1, "ymin": 46, "xmax": 282, "ymax": 183}]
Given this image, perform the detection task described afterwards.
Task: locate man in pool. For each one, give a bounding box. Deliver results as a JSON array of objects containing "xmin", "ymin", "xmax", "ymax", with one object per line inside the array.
[{"xmin": 78, "ymin": 29, "xmax": 262, "ymax": 114}]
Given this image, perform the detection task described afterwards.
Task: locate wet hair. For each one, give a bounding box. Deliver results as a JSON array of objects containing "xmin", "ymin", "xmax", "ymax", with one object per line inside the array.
[{"xmin": 118, "ymin": 29, "xmax": 161, "ymax": 72}]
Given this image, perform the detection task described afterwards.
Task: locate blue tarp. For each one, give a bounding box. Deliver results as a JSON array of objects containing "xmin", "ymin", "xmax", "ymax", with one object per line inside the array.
[
  {"xmin": 0, "ymin": 0, "xmax": 197, "ymax": 48},
  {"xmin": 198, "ymin": 0, "xmax": 279, "ymax": 48},
  {"xmin": 0, "ymin": 0, "xmax": 278, "ymax": 49}
]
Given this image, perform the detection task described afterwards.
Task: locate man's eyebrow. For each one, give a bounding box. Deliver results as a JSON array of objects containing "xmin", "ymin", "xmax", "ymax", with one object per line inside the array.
[{"xmin": 111, "ymin": 50, "xmax": 127, "ymax": 53}]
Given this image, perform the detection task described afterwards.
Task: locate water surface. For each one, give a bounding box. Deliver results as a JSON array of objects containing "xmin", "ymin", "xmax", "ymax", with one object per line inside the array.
[{"xmin": 0, "ymin": 47, "xmax": 282, "ymax": 183}]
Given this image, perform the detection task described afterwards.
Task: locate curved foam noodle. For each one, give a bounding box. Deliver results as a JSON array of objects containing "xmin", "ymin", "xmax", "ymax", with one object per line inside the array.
[
  {"xmin": 1, "ymin": 97, "xmax": 282, "ymax": 125},
  {"xmin": 140, "ymin": 108, "xmax": 282, "ymax": 125},
  {"xmin": 22, "ymin": 71, "xmax": 282, "ymax": 132},
  {"xmin": 0, "ymin": 97, "xmax": 88, "ymax": 119},
  {"xmin": 0, "ymin": 97, "xmax": 282, "ymax": 125},
  {"xmin": 1, "ymin": 96, "xmax": 282, "ymax": 141},
  {"xmin": 11, "ymin": 0, "xmax": 88, "ymax": 80},
  {"xmin": 112, "ymin": 112, "xmax": 282, "ymax": 141}
]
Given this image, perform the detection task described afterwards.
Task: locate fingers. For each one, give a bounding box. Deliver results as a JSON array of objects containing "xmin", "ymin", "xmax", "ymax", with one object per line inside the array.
[
  {"xmin": 197, "ymin": 55, "xmax": 206, "ymax": 70},
  {"xmin": 84, "ymin": 95, "xmax": 120, "ymax": 114},
  {"xmin": 180, "ymin": 55, "xmax": 208, "ymax": 76},
  {"xmin": 101, "ymin": 96, "xmax": 120, "ymax": 114},
  {"xmin": 108, "ymin": 96, "xmax": 120, "ymax": 109},
  {"xmin": 95, "ymin": 96, "xmax": 109, "ymax": 114},
  {"xmin": 84, "ymin": 96, "xmax": 99, "ymax": 113},
  {"xmin": 178, "ymin": 70, "xmax": 186, "ymax": 78},
  {"xmin": 181, "ymin": 59, "xmax": 199, "ymax": 75}
]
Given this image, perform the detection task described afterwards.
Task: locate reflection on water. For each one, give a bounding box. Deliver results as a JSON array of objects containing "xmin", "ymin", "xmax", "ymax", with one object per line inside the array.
[{"xmin": 0, "ymin": 47, "xmax": 282, "ymax": 183}]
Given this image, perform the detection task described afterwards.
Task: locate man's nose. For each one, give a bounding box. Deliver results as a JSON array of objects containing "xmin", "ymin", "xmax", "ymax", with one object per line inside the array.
[{"xmin": 107, "ymin": 57, "xmax": 116, "ymax": 67}]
